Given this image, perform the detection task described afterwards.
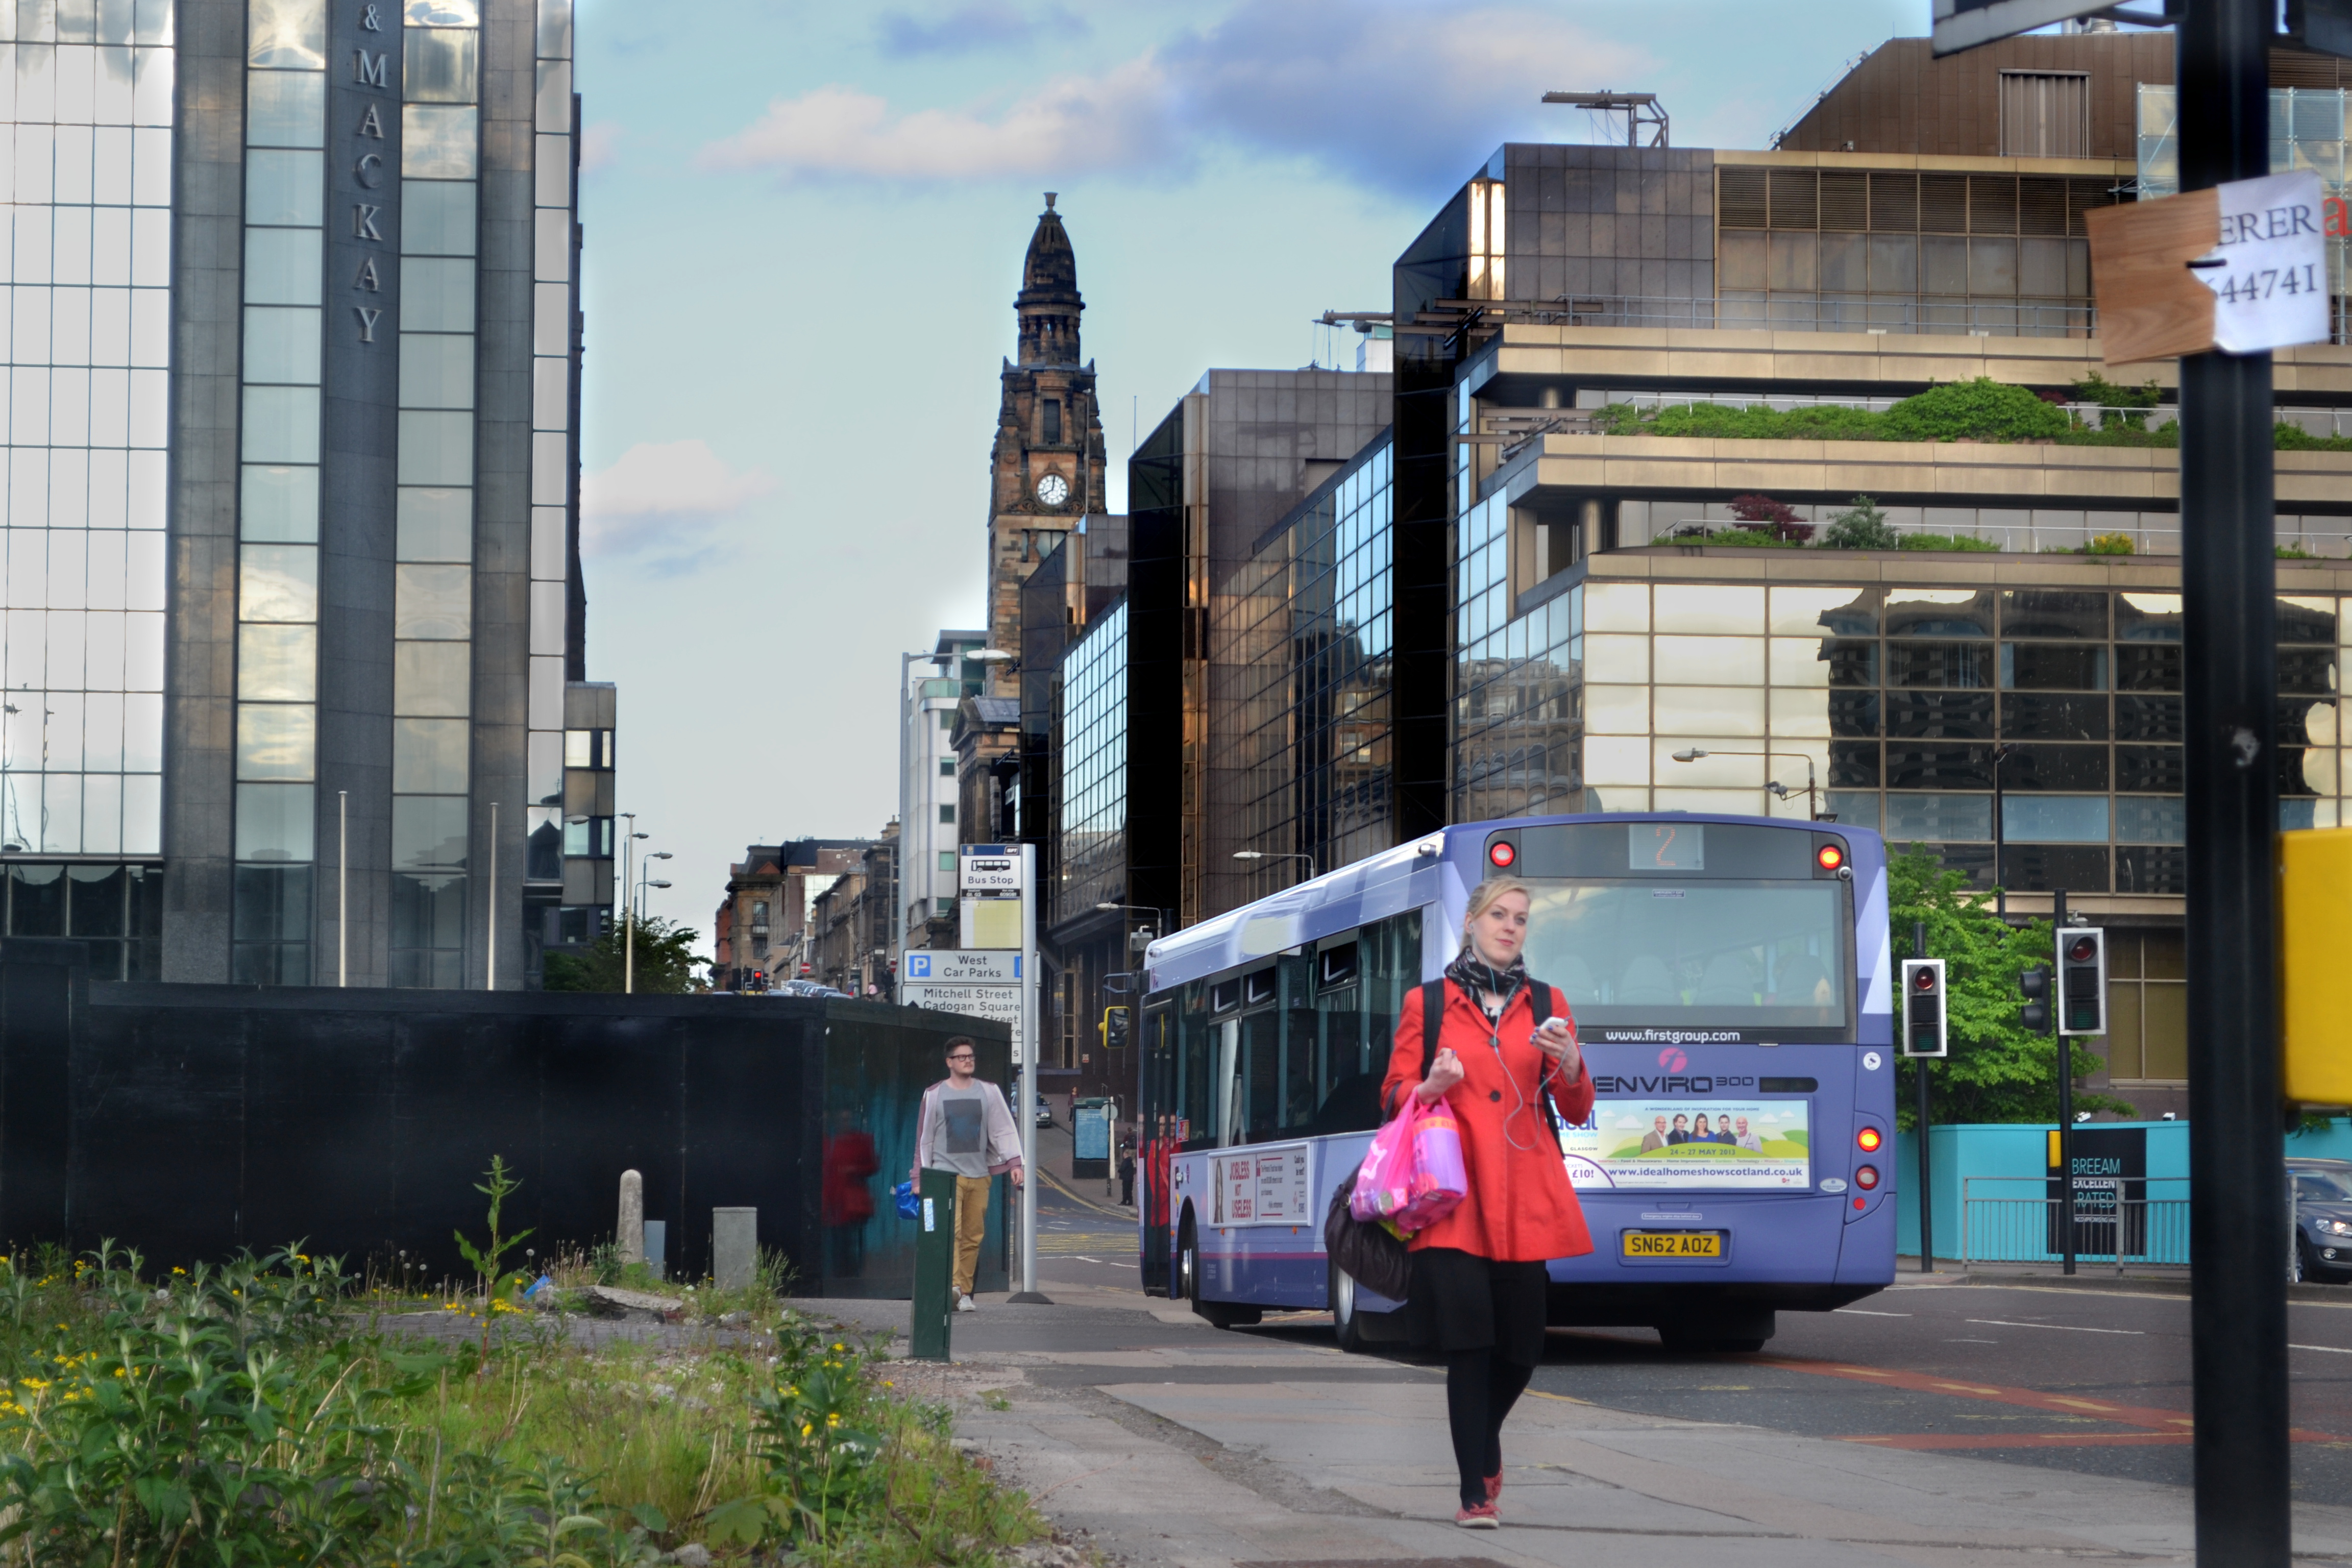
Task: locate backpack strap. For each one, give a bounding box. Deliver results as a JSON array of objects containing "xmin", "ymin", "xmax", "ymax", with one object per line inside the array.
[{"xmin": 1533, "ymin": 983, "xmax": 1564, "ymax": 1141}]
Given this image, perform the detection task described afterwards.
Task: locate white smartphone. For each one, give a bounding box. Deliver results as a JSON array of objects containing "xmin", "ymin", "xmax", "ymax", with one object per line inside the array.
[{"xmin": 1541, "ymin": 1016, "xmax": 1572, "ymax": 1033}]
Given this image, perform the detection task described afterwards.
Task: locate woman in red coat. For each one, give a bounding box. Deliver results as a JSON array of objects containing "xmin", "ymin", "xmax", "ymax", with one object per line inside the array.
[{"xmin": 1382, "ymin": 875, "xmax": 1595, "ymax": 1528}]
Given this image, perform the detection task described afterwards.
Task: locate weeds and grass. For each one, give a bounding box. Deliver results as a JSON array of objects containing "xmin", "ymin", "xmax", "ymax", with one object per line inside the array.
[{"xmin": 0, "ymin": 1245, "xmax": 1040, "ymax": 1566}]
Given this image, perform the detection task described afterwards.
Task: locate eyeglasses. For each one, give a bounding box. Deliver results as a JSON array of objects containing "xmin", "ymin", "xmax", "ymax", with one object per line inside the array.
[{"xmin": 947, "ymin": 1054, "xmax": 975, "ymax": 1062}]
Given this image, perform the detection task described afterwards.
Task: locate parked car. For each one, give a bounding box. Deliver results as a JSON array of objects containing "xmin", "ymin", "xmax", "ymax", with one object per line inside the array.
[
  {"xmin": 2290, "ymin": 1158, "xmax": 2352, "ymax": 1282},
  {"xmin": 1035, "ymin": 1092, "xmax": 1054, "ymax": 1127}
]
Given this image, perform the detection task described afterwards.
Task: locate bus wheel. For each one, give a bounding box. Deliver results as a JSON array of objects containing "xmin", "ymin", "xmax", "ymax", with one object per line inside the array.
[
  {"xmin": 1179, "ymin": 1212, "xmax": 1260, "ymax": 1329},
  {"xmin": 1330, "ymin": 1260, "xmax": 1369, "ymax": 1354}
]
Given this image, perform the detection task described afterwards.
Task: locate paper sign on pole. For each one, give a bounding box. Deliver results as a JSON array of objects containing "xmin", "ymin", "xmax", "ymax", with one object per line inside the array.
[{"xmin": 2089, "ymin": 171, "xmax": 2331, "ymax": 365}]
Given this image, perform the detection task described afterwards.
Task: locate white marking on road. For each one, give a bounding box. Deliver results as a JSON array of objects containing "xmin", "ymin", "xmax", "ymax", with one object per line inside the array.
[
  {"xmin": 1948, "ymin": 1338, "xmax": 1998, "ymax": 1343},
  {"xmin": 1835, "ymin": 1308, "xmax": 1913, "ymax": 1316},
  {"xmin": 2290, "ymin": 1342, "xmax": 2352, "ymax": 1354},
  {"xmin": 1073, "ymin": 1257, "xmax": 1103, "ymax": 1264},
  {"xmin": 1966, "ymin": 1318, "xmax": 2144, "ymax": 1335}
]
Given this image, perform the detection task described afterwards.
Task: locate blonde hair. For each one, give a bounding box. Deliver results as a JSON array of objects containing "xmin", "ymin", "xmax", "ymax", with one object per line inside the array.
[{"xmin": 1463, "ymin": 875, "xmax": 1533, "ymax": 937}]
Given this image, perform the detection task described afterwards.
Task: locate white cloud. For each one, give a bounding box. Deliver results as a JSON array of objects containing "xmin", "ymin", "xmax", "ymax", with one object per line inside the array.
[
  {"xmin": 698, "ymin": 2, "xmax": 1646, "ymax": 198},
  {"xmin": 699, "ymin": 58, "xmax": 1175, "ymax": 182},
  {"xmin": 580, "ymin": 439, "xmax": 776, "ymax": 560}
]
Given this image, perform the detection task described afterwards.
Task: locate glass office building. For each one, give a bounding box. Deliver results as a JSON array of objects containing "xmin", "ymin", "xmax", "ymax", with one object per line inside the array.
[
  {"xmin": 1052, "ymin": 599, "xmax": 1126, "ymax": 921},
  {"xmin": 0, "ymin": 0, "xmax": 602, "ymax": 985},
  {"xmin": 1220, "ymin": 433, "xmax": 1398, "ymax": 893}
]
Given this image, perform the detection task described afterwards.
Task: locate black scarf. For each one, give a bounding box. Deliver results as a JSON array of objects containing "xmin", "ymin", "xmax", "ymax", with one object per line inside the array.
[{"xmin": 1445, "ymin": 946, "xmax": 1527, "ymax": 1019}]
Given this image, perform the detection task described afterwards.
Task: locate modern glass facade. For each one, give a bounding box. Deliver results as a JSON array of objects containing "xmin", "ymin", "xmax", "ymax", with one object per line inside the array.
[
  {"xmin": 2139, "ymin": 83, "xmax": 2351, "ymax": 308},
  {"xmin": 385, "ymin": 0, "xmax": 480, "ymax": 989},
  {"xmin": 158, "ymin": 0, "xmax": 592, "ymax": 988},
  {"xmin": 0, "ymin": 1, "xmax": 170, "ymax": 910},
  {"xmin": 1455, "ymin": 573, "xmax": 2349, "ymax": 898},
  {"xmin": 232, "ymin": 0, "xmax": 321, "ymax": 983},
  {"xmin": 1221, "ymin": 434, "xmax": 1395, "ymax": 897},
  {"xmin": 1452, "ymin": 484, "xmax": 1579, "ymax": 824},
  {"xmin": 1052, "ymin": 600, "xmax": 1125, "ymax": 919}
]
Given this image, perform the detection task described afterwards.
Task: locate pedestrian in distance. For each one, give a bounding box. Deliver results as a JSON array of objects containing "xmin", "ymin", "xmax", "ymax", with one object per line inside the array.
[
  {"xmin": 1382, "ymin": 874, "xmax": 1593, "ymax": 1529},
  {"xmin": 911, "ymin": 1035, "xmax": 1025, "ymax": 1312},
  {"xmin": 1118, "ymin": 1139, "xmax": 1136, "ymax": 1207}
]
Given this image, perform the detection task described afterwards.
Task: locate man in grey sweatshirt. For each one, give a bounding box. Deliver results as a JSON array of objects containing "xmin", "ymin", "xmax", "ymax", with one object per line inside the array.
[{"xmin": 913, "ymin": 1036, "xmax": 1025, "ymax": 1309}]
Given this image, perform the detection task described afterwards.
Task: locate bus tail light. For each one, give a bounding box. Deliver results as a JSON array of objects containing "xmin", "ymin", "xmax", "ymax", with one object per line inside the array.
[
  {"xmin": 1857, "ymin": 1127, "xmax": 1881, "ymax": 1153},
  {"xmin": 1488, "ymin": 839, "xmax": 1516, "ymax": 869},
  {"xmin": 1854, "ymin": 1165, "xmax": 1880, "ymax": 1190},
  {"xmin": 1816, "ymin": 843, "xmax": 1844, "ymax": 871}
]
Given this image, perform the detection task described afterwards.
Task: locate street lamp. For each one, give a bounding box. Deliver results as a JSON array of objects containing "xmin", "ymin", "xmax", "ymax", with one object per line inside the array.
[
  {"xmin": 637, "ymin": 851, "xmax": 673, "ymax": 926},
  {"xmin": 1669, "ymin": 748, "xmax": 1822, "ymax": 821},
  {"xmin": 1990, "ymin": 743, "xmax": 2017, "ymax": 918},
  {"xmin": 620, "ymin": 816, "xmax": 649, "ymax": 994},
  {"xmin": 1095, "ymin": 899, "xmax": 1174, "ymax": 957},
  {"xmin": 1232, "ymin": 849, "xmax": 1316, "ymax": 881}
]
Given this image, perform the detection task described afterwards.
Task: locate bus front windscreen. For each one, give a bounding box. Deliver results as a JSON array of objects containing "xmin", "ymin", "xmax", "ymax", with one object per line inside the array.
[{"xmin": 1520, "ymin": 879, "xmax": 1851, "ymax": 1041}]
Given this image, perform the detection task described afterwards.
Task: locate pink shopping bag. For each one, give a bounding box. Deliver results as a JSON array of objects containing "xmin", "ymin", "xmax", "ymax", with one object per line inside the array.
[{"xmin": 1350, "ymin": 1093, "xmax": 1466, "ymax": 1231}]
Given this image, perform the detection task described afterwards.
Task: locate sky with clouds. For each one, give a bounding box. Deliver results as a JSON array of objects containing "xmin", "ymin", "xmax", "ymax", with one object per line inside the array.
[{"xmin": 573, "ymin": 0, "xmax": 1916, "ymax": 946}]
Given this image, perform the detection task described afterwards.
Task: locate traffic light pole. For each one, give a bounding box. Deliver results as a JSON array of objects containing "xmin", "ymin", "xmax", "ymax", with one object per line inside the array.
[
  {"xmin": 1915, "ymin": 920, "xmax": 1932, "ymax": 1274},
  {"xmin": 2179, "ymin": 1, "xmax": 2291, "ymax": 1558},
  {"xmin": 2054, "ymin": 888, "xmax": 2075, "ymax": 1277}
]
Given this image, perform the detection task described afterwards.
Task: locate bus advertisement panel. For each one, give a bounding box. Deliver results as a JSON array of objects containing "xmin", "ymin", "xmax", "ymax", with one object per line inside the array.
[{"xmin": 1561, "ymin": 1100, "xmax": 1812, "ymax": 1190}]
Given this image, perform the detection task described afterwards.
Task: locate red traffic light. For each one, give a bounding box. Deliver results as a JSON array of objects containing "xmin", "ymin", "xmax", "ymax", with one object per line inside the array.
[
  {"xmin": 1816, "ymin": 843, "xmax": 1844, "ymax": 871},
  {"xmin": 2066, "ymin": 935, "xmax": 2098, "ymax": 964},
  {"xmin": 1912, "ymin": 967, "xmax": 1939, "ymax": 992},
  {"xmin": 1488, "ymin": 840, "xmax": 1516, "ymax": 868}
]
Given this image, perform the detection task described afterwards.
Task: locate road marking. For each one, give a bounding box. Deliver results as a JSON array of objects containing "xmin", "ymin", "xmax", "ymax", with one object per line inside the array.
[
  {"xmin": 1966, "ymin": 1318, "xmax": 2145, "ymax": 1336},
  {"xmin": 1752, "ymin": 1355, "xmax": 2203, "ymax": 1431},
  {"xmin": 1834, "ymin": 1308, "xmax": 1912, "ymax": 1317},
  {"xmin": 2291, "ymin": 1342, "xmax": 2352, "ymax": 1354},
  {"xmin": 1072, "ymin": 1257, "xmax": 1103, "ymax": 1265},
  {"xmin": 1842, "ymin": 1431, "xmax": 2193, "ymax": 1450},
  {"xmin": 1947, "ymin": 1338, "xmax": 1999, "ymax": 1343}
]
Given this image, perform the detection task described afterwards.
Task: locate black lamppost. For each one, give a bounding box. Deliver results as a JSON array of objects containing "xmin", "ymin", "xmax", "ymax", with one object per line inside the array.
[{"xmin": 1991, "ymin": 744, "xmax": 2017, "ymax": 917}]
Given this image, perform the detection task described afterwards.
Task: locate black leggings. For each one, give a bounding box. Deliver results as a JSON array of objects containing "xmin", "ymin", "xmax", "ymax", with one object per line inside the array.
[{"xmin": 1446, "ymin": 1350, "xmax": 1536, "ymax": 1507}]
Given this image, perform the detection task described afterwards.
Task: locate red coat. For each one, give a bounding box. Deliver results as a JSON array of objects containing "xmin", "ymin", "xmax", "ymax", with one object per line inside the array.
[{"xmin": 1381, "ymin": 981, "xmax": 1596, "ymax": 1264}]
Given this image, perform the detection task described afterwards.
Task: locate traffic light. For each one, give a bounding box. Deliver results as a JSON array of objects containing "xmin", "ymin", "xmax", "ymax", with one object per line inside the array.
[
  {"xmin": 2019, "ymin": 965, "xmax": 2051, "ymax": 1033},
  {"xmin": 2057, "ymin": 926, "xmax": 2107, "ymax": 1036},
  {"xmin": 1101, "ymin": 1006, "xmax": 1131, "ymax": 1049},
  {"xmin": 1900, "ymin": 958, "xmax": 1947, "ymax": 1057}
]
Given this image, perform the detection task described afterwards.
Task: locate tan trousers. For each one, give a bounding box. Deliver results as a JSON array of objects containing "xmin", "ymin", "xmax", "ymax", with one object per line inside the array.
[{"xmin": 953, "ymin": 1173, "xmax": 992, "ymax": 1296}]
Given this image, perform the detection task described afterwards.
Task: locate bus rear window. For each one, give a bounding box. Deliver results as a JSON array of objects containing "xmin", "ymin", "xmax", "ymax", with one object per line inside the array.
[{"xmin": 1521, "ymin": 879, "xmax": 1850, "ymax": 1038}]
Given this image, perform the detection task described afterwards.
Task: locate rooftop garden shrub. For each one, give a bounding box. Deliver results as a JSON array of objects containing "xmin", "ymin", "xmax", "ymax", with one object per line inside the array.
[
  {"xmin": 1899, "ymin": 532, "xmax": 1998, "ymax": 552},
  {"xmin": 1729, "ymin": 493, "xmax": 1814, "ymax": 542},
  {"xmin": 1821, "ymin": 496, "xmax": 1900, "ymax": 550},
  {"xmin": 2085, "ymin": 532, "xmax": 2136, "ymax": 555},
  {"xmin": 2271, "ymin": 422, "xmax": 2352, "ymax": 452},
  {"xmin": 1650, "ymin": 526, "xmax": 1803, "ymax": 548},
  {"xmin": 1879, "ymin": 378, "xmax": 2073, "ymax": 442}
]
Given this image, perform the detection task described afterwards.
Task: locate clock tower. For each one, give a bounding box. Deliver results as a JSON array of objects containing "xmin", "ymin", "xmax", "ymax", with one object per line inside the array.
[{"xmin": 987, "ymin": 194, "xmax": 1107, "ymax": 678}]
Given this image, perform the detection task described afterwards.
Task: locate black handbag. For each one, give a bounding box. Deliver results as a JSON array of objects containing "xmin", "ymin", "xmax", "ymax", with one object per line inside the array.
[{"xmin": 1322, "ymin": 1167, "xmax": 1413, "ymax": 1302}]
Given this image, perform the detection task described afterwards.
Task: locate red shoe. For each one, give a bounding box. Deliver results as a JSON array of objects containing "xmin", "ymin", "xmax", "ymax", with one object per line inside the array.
[
  {"xmin": 1455, "ymin": 1502, "xmax": 1499, "ymax": 1529},
  {"xmin": 1485, "ymin": 1470, "xmax": 1503, "ymax": 1504}
]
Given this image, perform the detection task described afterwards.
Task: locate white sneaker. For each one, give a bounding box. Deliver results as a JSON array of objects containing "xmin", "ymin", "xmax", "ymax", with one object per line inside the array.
[{"xmin": 957, "ymin": 1292, "xmax": 975, "ymax": 1312}]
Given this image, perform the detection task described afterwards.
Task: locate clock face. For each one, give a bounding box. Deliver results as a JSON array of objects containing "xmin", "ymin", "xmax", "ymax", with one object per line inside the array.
[{"xmin": 1035, "ymin": 473, "xmax": 1070, "ymax": 508}]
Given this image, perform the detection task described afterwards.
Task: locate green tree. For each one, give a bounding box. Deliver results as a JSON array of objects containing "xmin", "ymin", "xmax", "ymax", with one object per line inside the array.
[
  {"xmin": 542, "ymin": 913, "xmax": 707, "ymax": 994},
  {"xmin": 1820, "ymin": 495, "xmax": 1899, "ymax": 550},
  {"xmin": 1889, "ymin": 845, "xmax": 2135, "ymax": 1129}
]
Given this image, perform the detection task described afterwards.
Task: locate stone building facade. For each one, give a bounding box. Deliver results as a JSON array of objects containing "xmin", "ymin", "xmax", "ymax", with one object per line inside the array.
[{"xmin": 986, "ymin": 197, "xmax": 1108, "ymax": 685}]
